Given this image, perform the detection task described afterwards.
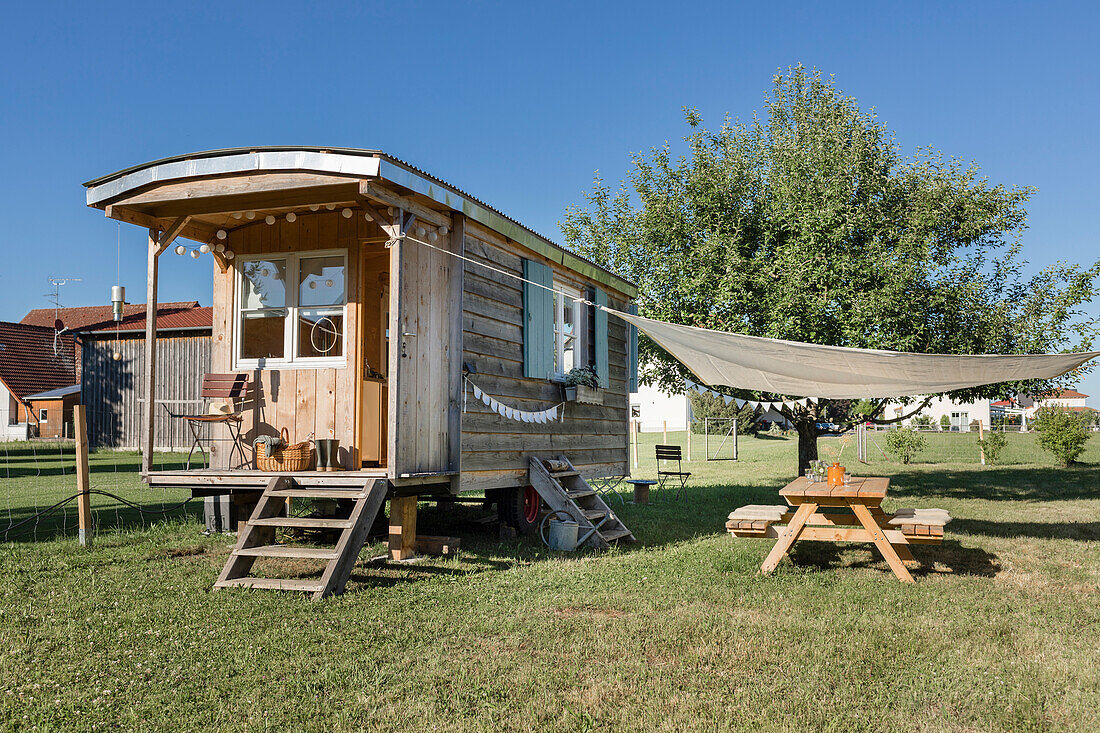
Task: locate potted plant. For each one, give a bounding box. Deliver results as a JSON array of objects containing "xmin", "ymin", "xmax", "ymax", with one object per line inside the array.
[{"xmin": 563, "ymin": 366, "xmax": 602, "ymax": 404}]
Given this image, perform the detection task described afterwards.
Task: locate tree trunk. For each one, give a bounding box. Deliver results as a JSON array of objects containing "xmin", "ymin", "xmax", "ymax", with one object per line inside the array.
[{"xmin": 795, "ymin": 415, "xmax": 819, "ymax": 475}]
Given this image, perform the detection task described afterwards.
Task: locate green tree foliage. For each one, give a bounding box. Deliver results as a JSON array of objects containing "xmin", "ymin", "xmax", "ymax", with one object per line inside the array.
[
  {"xmin": 562, "ymin": 66, "xmax": 1100, "ymax": 473},
  {"xmin": 940, "ymin": 415, "xmax": 952, "ymax": 432},
  {"xmin": 977, "ymin": 430, "xmax": 1008, "ymax": 464},
  {"xmin": 884, "ymin": 429, "xmax": 927, "ymax": 465},
  {"xmin": 1031, "ymin": 407, "xmax": 1092, "ymax": 467}
]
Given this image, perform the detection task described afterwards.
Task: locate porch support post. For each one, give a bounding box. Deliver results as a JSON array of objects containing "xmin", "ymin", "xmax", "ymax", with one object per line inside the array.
[
  {"xmin": 388, "ymin": 495, "xmax": 418, "ymax": 561},
  {"xmin": 141, "ymin": 217, "xmax": 189, "ymax": 475},
  {"xmin": 142, "ymin": 228, "xmax": 160, "ymax": 475}
]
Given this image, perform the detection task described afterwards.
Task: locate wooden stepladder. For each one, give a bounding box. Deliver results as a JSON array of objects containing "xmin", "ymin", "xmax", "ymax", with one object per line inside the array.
[
  {"xmin": 528, "ymin": 456, "xmax": 636, "ymax": 549},
  {"xmin": 214, "ymin": 476, "xmax": 388, "ymax": 600}
]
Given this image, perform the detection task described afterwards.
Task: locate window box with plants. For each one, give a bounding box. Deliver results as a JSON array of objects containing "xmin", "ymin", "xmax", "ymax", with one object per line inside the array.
[{"xmin": 562, "ymin": 366, "xmax": 602, "ymax": 405}]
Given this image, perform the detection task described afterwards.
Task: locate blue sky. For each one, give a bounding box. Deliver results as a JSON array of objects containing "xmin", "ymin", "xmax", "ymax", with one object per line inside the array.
[{"xmin": 2, "ymin": 1, "xmax": 1098, "ymax": 403}]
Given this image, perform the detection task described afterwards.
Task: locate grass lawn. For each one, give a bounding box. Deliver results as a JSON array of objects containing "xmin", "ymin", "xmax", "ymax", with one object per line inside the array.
[{"xmin": 1, "ymin": 431, "xmax": 1098, "ymax": 731}]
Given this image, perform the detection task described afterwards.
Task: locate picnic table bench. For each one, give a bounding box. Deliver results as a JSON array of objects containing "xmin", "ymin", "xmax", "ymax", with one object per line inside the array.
[{"xmin": 726, "ymin": 476, "xmax": 951, "ymax": 583}]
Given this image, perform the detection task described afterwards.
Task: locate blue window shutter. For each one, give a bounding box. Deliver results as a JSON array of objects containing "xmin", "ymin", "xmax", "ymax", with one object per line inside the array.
[
  {"xmin": 594, "ymin": 287, "xmax": 609, "ymax": 388},
  {"xmin": 627, "ymin": 302, "xmax": 639, "ymax": 393},
  {"xmin": 522, "ymin": 259, "xmax": 553, "ymax": 378}
]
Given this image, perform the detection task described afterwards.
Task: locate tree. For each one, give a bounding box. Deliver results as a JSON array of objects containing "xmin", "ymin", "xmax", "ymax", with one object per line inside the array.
[
  {"xmin": 1032, "ymin": 407, "xmax": 1091, "ymax": 467},
  {"xmin": 561, "ymin": 65, "xmax": 1100, "ymax": 474}
]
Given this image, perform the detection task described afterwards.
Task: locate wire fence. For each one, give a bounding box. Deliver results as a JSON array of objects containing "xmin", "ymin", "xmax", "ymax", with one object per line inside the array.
[{"xmin": 0, "ymin": 407, "xmax": 205, "ymax": 544}]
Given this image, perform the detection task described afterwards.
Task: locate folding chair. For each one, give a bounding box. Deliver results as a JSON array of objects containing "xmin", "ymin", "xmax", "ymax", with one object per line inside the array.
[
  {"xmin": 655, "ymin": 444, "xmax": 692, "ymax": 500},
  {"xmin": 164, "ymin": 373, "xmax": 255, "ymax": 469},
  {"xmin": 589, "ymin": 474, "xmax": 627, "ymax": 506}
]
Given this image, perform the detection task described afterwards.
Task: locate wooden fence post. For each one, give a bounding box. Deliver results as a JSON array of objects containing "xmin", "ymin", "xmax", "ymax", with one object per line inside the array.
[
  {"xmin": 74, "ymin": 405, "xmax": 92, "ymax": 547},
  {"xmin": 978, "ymin": 419, "xmax": 985, "ymax": 465},
  {"xmin": 663, "ymin": 420, "xmax": 667, "ymax": 445},
  {"xmin": 631, "ymin": 418, "xmax": 639, "ymax": 469},
  {"xmin": 686, "ymin": 426, "xmax": 691, "ymax": 461}
]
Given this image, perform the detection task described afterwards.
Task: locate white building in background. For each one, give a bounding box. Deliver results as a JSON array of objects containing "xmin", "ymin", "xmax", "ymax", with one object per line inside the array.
[
  {"xmin": 630, "ymin": 382, "xmax": 791, "ymax": 433},
  {"xmin": 630, "ymin": 383, "xmax": 692, "ymax": 432},
  {"xmin": 884, "ymin": 389, "xmax": 1092, "ymax": 432}
]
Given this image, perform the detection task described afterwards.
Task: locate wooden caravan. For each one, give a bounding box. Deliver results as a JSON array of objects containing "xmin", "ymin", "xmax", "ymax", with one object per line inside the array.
[{"xmin": 84, "ymin": 148, "xmax": 638, "ymax": 529}]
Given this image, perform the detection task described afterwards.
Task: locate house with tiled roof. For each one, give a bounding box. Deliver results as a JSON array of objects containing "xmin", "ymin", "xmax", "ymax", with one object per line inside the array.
[
  {"xmin": 0, "ymin": 322, "xmax": 78, "ymax": 440},
  {"xmin": 19, "ymin": 302, "xmax": 212, "ymax": 448}
]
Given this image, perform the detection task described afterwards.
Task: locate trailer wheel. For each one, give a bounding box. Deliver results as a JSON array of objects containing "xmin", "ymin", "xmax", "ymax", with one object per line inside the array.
[{"xmin": 498, "ymin": 485, "xmax": 542, "ymax": 535}]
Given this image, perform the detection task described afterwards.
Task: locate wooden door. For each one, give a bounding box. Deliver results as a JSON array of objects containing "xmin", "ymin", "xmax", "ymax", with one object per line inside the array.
[{"xmin": 360, "ymin": 251, "xmax": 389, "ymax": 466}]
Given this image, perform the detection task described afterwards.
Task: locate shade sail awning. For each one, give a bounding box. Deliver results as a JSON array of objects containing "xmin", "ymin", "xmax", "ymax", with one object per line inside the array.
[{"xmin": 612, "ymin": 311, "xmax": 1100, "ymax": 400}]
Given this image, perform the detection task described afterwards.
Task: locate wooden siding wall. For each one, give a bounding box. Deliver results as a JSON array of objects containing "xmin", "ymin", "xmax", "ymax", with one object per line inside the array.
[
  {"xmin": 210, "ymin": 211, "xmax": 383, "ymax": 469},
  {"xmin": 459, "ymin": 221, "xmax": 631, "ymax": 491},
  {"xmin": 82, "ymin": 333, "xmax": 211, "ymax": 449},
  {"xmin": 389, "ymin": 220, "xmax": 456, "ymax": 477}
]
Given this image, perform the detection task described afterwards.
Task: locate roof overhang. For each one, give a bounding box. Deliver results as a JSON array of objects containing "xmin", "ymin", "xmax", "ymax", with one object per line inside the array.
[{"xmin": 85, "ymin": 147, "xmax": 637, "ymax": 297}]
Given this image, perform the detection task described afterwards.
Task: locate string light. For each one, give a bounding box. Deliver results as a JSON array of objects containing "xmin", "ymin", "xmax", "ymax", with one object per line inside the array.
[
  {"xmin": 427, "ymin": 231, "xmax": 438, "ymax": 243},
  {"xmin": 245, "ymin": 211, "xmax": 256, "ymax": 220},
  {"xmin": 175, "ymin": 245, "xmax": 186, "ymax": 256},
  {"xmin": 215, "ymin": 243, "xmax": 226, "ymax": 253},
  {"xmin": 286, "ymin": 212, "xmax": 297, "ymax": 222},
  {"xmin": 232, "ymin": 212, "xmax": 243, "ymax": 220},
  {"xmin": 416, "ymin": 226, "xmax": 427, "ymax": 237},
  {"xmin": 190, "ymin": 250, "xmax": 200, "ymax": 259},
  {"xmin": 309, "ymin": 205, "xmax": 319, "ymax": 212},
  {"xmin": 439, "ymin": 225, "xmax": 449, "ymax": 235},
  {"xmin": 199, "ymin": 244, "xmax": 211, "ymax": 254},
  {"xmin": 265, "ymin": 215, "xmax": 275, "ymax": 225},
  {"xmin": 363, "ymin": 212, "xmax": 373, "ymax": 221},
  {"xmin": 216, "ymin": 229, "xmax": 227, "ymax": 240},
  {"xmin": 325, "ymin": 204, "xmax": 336, "ymax": 211},
  {"xmin": 341, "ymin": 208, "xmax": 353, "ymax": 218},
  {"xmin": 225, "ymin": 251, "xmax": 235, "ymax": 260}
]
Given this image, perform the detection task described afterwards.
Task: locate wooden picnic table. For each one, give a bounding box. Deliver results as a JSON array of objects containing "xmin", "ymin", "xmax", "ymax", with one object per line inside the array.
[{"xmin": 755, "ymin": 475, "xmax": 933, "ymax": 583}]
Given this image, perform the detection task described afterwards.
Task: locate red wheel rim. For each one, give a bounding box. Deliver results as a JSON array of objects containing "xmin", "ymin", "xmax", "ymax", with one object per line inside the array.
[{"xmin": 523, "ymin": 486, "xmax": 540, "ymax": 523}]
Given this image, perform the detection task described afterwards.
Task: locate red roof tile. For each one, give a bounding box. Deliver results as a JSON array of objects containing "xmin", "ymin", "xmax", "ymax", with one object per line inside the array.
[
  {"xmin": 1051, "ymin": 389, "xmax": 1089, "ymax": 399},
  {"xmin": 0, "ymin": 322, "xmax": 78, "ymax": 402},
  {"xmin": 21, "ymin": 302, "xmax": 211, "ymax": 334}
]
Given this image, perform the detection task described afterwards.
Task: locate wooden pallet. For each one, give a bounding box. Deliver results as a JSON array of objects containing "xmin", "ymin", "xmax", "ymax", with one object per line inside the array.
[
  {"xmin": 528, "ymin": 456, "xmax": 636, "ymax": 550},
  {"xmin": 213, "ymin": 475, "xmax": 388, "ymax": 600}
]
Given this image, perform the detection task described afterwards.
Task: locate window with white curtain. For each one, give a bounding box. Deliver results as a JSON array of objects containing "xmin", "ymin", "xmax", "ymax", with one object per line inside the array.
[
  {"xmin": 235, "ymin": 250, "xmax": 347, "ymax": 367},
  {"xmin": 553, "ymin": 281, "xmax": 582, "ymax": 377}
]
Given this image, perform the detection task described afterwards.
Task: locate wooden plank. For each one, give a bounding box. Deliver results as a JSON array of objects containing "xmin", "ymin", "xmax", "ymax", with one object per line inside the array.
[
  {"xmin": 760, "ymin": 502, "xmax": 817, "ymax": 575},
  {"xmin": 316, "ymin": 478, "xmax": 389, "ymax": 598},
  {"xmin": 295, "ymin": 370, "xmax": 316, "ymax": 442},
  {"xmin": 214, "ymin": 476, "xmax": 290, "ymax": 586},
  {"xmin": 358, "ymin": 181, "xmax": 449, "ymax": 227},
  {"xmin": 851, "ymin": 503, "xmax": 915, "ymax": 583},
  {"xmin": 141, "ymin": 229, "xmax": 159, "ymax": 475},
  {"xmin": 74, "ymin": 405, "xmax": 92, "ymax": 546},
  {"xmin": 388, "ymin": 494, "xmax": 418, "ymax": 561}
]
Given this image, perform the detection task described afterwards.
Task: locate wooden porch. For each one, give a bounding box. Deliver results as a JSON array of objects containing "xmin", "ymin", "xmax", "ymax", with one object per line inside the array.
[{"xmin": 145, "ymin": 467, "xmax": 456, "ymax": 492}]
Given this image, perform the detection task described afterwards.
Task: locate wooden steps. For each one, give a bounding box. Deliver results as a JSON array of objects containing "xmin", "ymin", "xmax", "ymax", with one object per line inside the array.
[
  {"xmin": 216, "ymin": 577, "xmax": 325, "ymax": 592},
  {"xmin": 234, "ymin": 545, "xmax": 340, "ymax": 560},
  {"xmin": 248, "ymin": 516, "xmax": 353, "ymax": 530},
  {"xmin": 528, "ymin": 456, "xmax": 636, "ymax": 550},
  {"xmin": 214, "ymin": 475, "xmax": 388, "ymax": 600}
]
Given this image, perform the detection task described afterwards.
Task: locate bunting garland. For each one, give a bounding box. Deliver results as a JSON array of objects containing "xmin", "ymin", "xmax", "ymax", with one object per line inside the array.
[
  {"xmin": 465, "ymin": 379, "xmax": 564, "ymax": 424},
  {"xmin": 684, "ymin": 379, "xmax": 817, "ymax": 414}
]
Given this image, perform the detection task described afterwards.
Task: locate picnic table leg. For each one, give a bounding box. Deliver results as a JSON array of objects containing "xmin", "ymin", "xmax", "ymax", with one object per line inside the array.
[
  {"xmin": 869, "ymin": 507, "xmax": 918, "ymax": 568},
  {"xmin": 760, "ymin": 502, "xmax": 816, "ymax": 575},
  {"xmin": 851, "ymin": 503, "xmax": 915, "ymax": 583}
]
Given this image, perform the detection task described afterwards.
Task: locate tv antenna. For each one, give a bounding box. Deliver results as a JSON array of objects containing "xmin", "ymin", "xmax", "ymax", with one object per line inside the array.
[{"xmin": 45, "ymin": 276, "xmax": 82, "ymax": 356}]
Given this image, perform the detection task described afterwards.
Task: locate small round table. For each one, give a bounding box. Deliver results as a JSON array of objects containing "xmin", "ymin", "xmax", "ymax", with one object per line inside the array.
[{"xmin": 626, "ymin": 479, "xmax": 657, "ymax": 505}]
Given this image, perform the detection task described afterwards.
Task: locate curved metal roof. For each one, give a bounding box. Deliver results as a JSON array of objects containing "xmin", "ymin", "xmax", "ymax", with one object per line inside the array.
[{"xmin": 84, "ymin": 146, "xmax": 636, "ymax": 296}]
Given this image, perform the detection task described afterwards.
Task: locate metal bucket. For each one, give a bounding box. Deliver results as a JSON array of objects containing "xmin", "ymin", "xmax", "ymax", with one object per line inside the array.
[{"xmin": 547, "ymin": 518, "xmax": 580, "ymax": 551}]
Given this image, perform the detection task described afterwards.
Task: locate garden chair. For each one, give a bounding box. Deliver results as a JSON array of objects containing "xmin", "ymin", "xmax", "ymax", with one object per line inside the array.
[
  {"xmin": 164, "ymin": 373, "xmax": 255, "ymax": 469},
  {"xmin": 589, "ymin": 474, "xmax": 627, "ymax": 506},
  {"xmin": 655, "ymin": 444, "xmax": 692, "ymax": 500}
]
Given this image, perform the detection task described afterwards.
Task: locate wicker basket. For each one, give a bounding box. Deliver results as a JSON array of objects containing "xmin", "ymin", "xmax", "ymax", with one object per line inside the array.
[{"xmin": 255, "ymin": 428, "xmax": 314, "ymax": 472}]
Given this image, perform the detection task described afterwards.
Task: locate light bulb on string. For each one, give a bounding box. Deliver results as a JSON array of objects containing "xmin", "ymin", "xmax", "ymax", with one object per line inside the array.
[
  {"xmin": 428, "ymin": 231, "xmax": 438, "ymax": 242},
  {"xmin": 190, "ymin": 250, "xmax": 201, "ymax": 259},
  {"xmin": 225, "ymin": 250, "xmax": 235, "ymax": 260},
  {"xmin": 286, "ymin": 212, "xmax": 297, "ymax": 222},
  {"xmin": 265, "ymin": 215, "xmax": 275, "ymax": 225},
  {"xmin": 325, "ymin": 204, "xmax": 336, "ymax": 211},
  {"xmin": 175, "ymin": 245, "xmax": 186, "ymax": 256},
  {"xmin": 112, "ymin": 351, "xmax": 122, "ymax": 361},
  {"xmin": 232, "ymin": 212, "xmax": 243, "ymax": 220},
  {"xmin": 216, "ymin": 229, "xmax": 227, "ymax": 240},
  {"xmin": 245, "ymin": 211, "xmax": 256, "ymax": 220},
  {"xmin": 199, "ymin": 244, "xmax": 211, "ymax": 254},
  {"xmin": 215, "ymin": 243, "xmax": 226, "ymax": 253},
  {"xmin": 309, "ymin": 205, "xmax": 319, "ymax": 212},
  {"xmin": 439, "ymin": 226, "xmax": 449, "ymax": 235},
  {"xmin": 341, "ymin": 208, "xmax": 353, "ymax": 218},
  {"xmin": 416, "ymin": 226, "xmax": 426, "ymax": 237}
]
